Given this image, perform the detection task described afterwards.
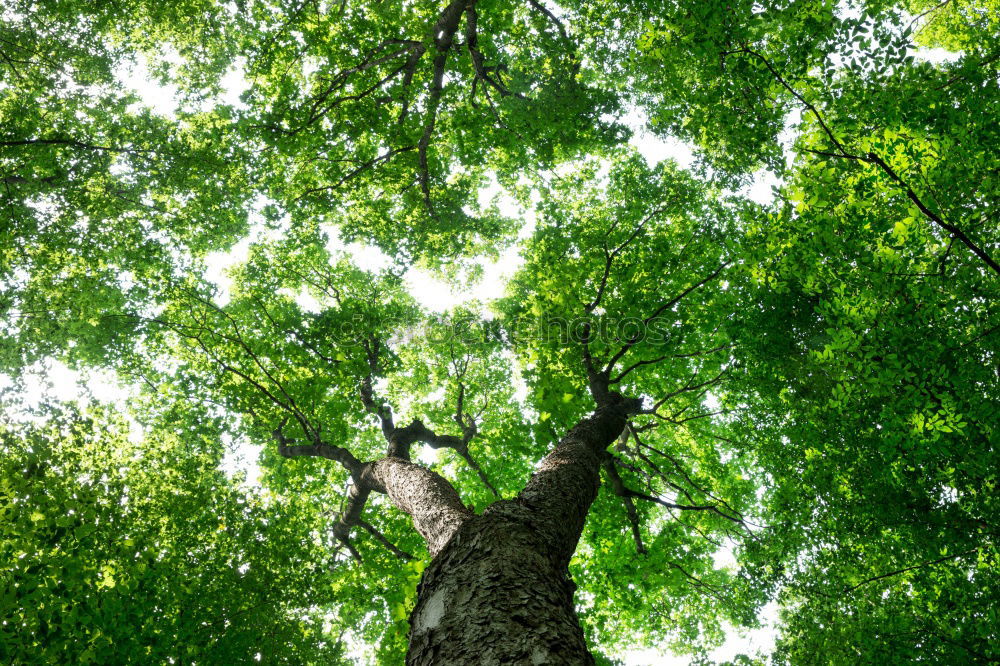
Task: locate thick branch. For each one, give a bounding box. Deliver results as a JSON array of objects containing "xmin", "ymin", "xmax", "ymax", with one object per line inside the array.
[
  {"xmin": 273, "ymin": 418, "xmax": 363, "ymax": 476},
  {"xmin": 276, "ymin": 420, "xmax": 470, "ymax": 558},
  {"xmin": 363, "ymin": 457, "xmax": 472, "ymax": 556},
  {"xmin": 387, "ymin": 417, "xmax": 463, "ymax": 459},
  {"xmin": 330, "ymin": 482, "xmax": 371, "ymax": 561},
  {"xmin": 361, "ymin": 359, "xmax": 498, "ymax": 495},
  {"xmin": 416, "ymin": 0, "xmax": 474, "ymax": 215},
  {"xmin": 579, "ymin": 321, "xmax": 606, "ymax": 404},
  {"xmin": 465, "ymin": 5, "xmax": 519, "ymax": 99},
  {"xmin": 361, "ymin": 375, "xmax": 396, "ymax": 440}
]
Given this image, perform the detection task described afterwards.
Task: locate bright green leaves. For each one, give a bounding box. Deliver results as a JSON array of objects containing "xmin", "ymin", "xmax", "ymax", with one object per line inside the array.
[
  {"xmin": 138, "ymin": 229, "xmax": 420, "ymax": 467},
  {"xmin": 618, "ymin": 1, "xmax": 1000, "ymax": 657},
  {"xmin": 774, "ymin": 538, "xmax": 999, "ymax": 664},
  {"xmin": 0, "ymin": 401, "xmax": 347, "ymax": 664},
  {"xmin": 233, "ymin": 0, "xmax": 621, "ymax": 259},
  {"xmin": 906, "ymin": 0, "xmax": 1000, "ymax": 52},
  {"xmin": 0, "ymin": 5, "xmax": 252, "ymax": 378},
  {"xmin": 501, "ymin": 150, "xmax": 737, "ymax": 422},
  {"xmin": 496, "ymin": 149, "xmax": 764, "ymax": 656},
  {"xmin": 388, "ymin": 307, "xmax": 528, "ymax": 499},
  {"xmin": 5, "ymin": 0, "xmax": 1000, "ymax": 663},
  {"xmin": 576, "ymin": 428, "xmax": 765, "ymax": 658},
  {"xmin": 730, "ymin": 72, "xmax": 1000, "ymax": 663},
  {"xmin": 605, "ymin": 0, "xmax": 831, "ymax": 178}
]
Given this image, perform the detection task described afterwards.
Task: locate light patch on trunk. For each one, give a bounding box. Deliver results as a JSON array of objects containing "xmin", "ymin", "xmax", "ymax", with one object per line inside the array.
[
  {"xmin": 531, "ymin": 647, "xmax": 549, "ymax": 664},
  {"xmin": 414, "ymin": 588, "xmax": 446, "ymax": 634}
]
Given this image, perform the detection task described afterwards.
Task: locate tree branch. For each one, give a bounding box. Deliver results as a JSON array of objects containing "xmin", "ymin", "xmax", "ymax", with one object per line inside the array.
[
  {"xmin": 604, "ymin": 262, "xmax": 729, "ymax": 374},
  {"xmin": 842, "ymin": 547, "xmax": 979, "ymax": 594},
  {"xmin": 864, "ymin": 151, "xmax": 1000, "ymax": 275},
  {"xmin": 416, "ymin": 0, "xmax": 474, "ymax": 216},
  {"xmin": 602, "ymin": 453, "xmax": 646, "ymax": 554},
  {"xmin": 731, "ymin": 47, "xmax": 999, "ymax": 276},
  {"xmin": 363, "ymin": 457, "xmax": 473, "ymax": 556},
  {"xmin": 0, "ymin": 136, "xmax": 154, "ymax": 156},
  {"xmin": 585, "ymin": 206, "xmax": 667, "ymax": 314},
  {"xmin": 296, "ymin": 145, "xmax": 416, "ymax": 201},
  {"xmin": 357, "ymin": 519, "xmax": 414, "ymax": 561},
  {"xmin": 643, "ymin": 367, "xmax": 729, "ymax": 415},
  {"xmin": 525, "ymin": 0, "xmax": 571, "ymax": 43},
  {"xmin": 273, "ymin": 417, "xmax": 363, "ymax": 476}
]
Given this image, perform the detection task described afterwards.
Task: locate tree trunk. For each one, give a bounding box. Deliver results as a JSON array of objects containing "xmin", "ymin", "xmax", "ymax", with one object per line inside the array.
[
  {"xmin": 405, "ymin": 400, "xmax": 632, "ymax": 664},
  {"xmin": 406, "ymin": 504, "xmax": 594, "ymax": 665}
]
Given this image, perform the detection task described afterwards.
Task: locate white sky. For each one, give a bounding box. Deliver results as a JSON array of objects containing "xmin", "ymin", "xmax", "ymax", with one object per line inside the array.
[
  {"xmin": 2, "ymin": 7, "xmax": 966, "ymax": 661},
  {"xmin": 18, "ymin": 30, "xmax": 968, "ymax": 665},
  {"xmin": 0, "ymin": 47, "xmax": 783, "ymax": 666}
]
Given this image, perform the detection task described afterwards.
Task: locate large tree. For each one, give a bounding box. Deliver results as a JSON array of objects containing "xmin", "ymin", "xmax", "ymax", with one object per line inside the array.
[{"xmin": 2, "ymin": 0, "xmax": 998, "ymax": 663}]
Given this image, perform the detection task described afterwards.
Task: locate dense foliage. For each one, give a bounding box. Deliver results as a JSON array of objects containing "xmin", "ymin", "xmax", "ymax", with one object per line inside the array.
[
  {"xmin": 0, "ymin": 401, "xmax": 348, "ymax": 664},
  {"xmin": 2, "ymin": 0, "xmax": 997, "ymax": 663}
]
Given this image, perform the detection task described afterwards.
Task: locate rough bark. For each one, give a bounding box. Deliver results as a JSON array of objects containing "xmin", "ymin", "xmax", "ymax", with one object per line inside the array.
[
  {"xmin": 284, "ymin": 360, "xmax": 493, "ymax": 559},
  {"xmin": 283, "ymin": 347, "xmax": 639, "ymax": 661},
  {"xmin": 518, "ymin": 399, "xmax": 635, "ymax": 567},
  {"xmin": 364, "ymin": 457, "xmax": 473, "ymax": 557},
  {"xmin": 407, "ymin": 505, "xmax": 593, "ymax": 666},
  {"xmin": 405, "ymin": 399, "xmax": 636, "ymax": 664}
]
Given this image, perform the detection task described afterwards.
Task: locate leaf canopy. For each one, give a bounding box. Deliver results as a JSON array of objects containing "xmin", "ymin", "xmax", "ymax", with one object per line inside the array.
[{"xmin": 2, "ymin": 0, "xmax": 998, "ymax": 663}]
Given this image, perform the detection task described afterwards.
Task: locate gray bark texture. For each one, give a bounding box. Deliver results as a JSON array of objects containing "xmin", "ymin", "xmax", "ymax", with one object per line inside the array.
[
  {"xmin": 365, "ymin": 457, "xmax": 472, "ymax": 557},
  {"xmin": 404, "ymin": 400, "xmax": 632, "ymax": 665}
]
